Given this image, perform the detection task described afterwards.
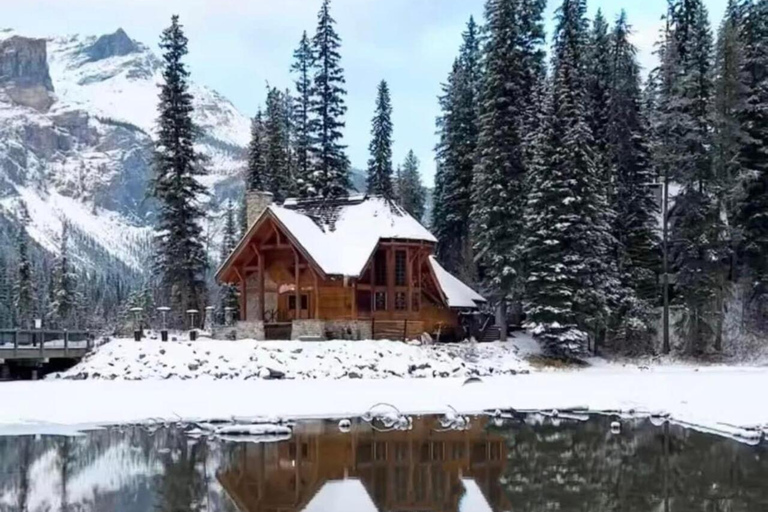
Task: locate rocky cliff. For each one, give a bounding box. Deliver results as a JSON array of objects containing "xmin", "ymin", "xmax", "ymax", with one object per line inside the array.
[{"xmin": 0, "ymin": 28, "xmax": 249, "ymax": 272}]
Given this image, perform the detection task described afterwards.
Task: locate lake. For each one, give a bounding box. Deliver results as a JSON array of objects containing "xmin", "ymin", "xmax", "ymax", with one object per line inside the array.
[{"xmin": 0, "ymin": 413, "xmax": 766, "ymax": 511}]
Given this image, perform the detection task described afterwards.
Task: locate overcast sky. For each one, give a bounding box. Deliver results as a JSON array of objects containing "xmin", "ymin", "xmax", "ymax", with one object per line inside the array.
[{"xmin": 9, "ymin": 0, "xmax": 728, "ymax": 185}]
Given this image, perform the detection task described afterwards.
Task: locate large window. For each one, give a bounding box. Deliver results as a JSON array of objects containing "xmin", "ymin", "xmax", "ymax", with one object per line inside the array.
[
  {"xmin": 288, "ymin": 294, "xmax": 308, "ymax": 311},
  {"xmin": 395, "ymin": 292, "xmax": 407, "ymax": 311},
  {"xmin": 374, "ymin": 251, "xmax": 387, "ymax": 286},
  {"xmin": 374, "ymin": 291, "xmax": 387, "ymax": 311},
  {"xmin": 395, "ymin": 250, "xmax": 407, "ymax": 286}
]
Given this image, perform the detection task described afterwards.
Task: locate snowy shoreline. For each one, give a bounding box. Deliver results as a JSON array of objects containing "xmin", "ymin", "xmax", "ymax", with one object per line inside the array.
[{"xmin": 2, "ymin": 367, "xmax": 768, "ymax": 444}]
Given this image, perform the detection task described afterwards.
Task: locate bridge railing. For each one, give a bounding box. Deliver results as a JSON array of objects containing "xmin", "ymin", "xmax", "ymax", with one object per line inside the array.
[{"xmin": 0, "ymin": 330, "xmax": 93, "ymax": 358}]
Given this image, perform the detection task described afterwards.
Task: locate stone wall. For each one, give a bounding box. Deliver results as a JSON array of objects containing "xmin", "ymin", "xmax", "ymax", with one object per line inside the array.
[
  {"xmin": 291, "ymin": 320, "xmax": 325, "ymax": 340},
  {"xmin": 246, "ymin": 190, "xmax": 274, "ymax": 227},
  {"xmin": 213, "ymin": 321, "xmax": 265, "ymax": 341},
  {"xmin": 325, "ymin": 320, "xmax": 373, "ymax": 340}
]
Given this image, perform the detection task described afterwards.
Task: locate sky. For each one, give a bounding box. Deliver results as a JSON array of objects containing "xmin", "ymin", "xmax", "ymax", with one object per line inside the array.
[{"xmin": 8, "ymin": 0, "xmax": 729, "ymax": 186}]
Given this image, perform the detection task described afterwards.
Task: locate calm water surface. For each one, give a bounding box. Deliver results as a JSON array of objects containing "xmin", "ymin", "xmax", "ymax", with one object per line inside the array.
[{"xmin": 0, "ymin": 414, "xmax": 766, "ymax": 511}]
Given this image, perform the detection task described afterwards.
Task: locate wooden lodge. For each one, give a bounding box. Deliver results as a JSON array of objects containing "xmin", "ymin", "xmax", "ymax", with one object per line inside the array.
[
  {"xmin": 217, "ymin": 416, "xmax": 509, "ymax": 512},
  {"xmin": 215, "ymin": 192, "xmax": 486, "ymax": 341}
]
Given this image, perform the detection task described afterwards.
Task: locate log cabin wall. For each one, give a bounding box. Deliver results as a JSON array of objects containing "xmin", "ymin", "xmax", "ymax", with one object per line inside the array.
[{"xmin": 221, "ymin": 214, "xmax": 461, "ymax": 334}]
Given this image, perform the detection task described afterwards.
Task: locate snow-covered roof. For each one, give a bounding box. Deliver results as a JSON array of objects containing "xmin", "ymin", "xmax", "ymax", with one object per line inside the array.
[
  {"xmin": 268, "ymin": 196, "xmax": 437, "ymax": 278},
  {"xmin": 429, "ymin": 256, "xmax": 486, "ymax": 308},
  {"xmin": 302, "ymin": 480, "xmax": 377, "ymax": 512}
]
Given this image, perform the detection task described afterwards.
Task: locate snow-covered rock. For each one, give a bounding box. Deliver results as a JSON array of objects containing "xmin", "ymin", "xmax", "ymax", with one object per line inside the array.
[
  {"xmin": 0, "ymin": 28, "xmax": 249, "ymax": 271},
  {"xmin": 51, "ymin": 338, "xmax": 536, "ymax": 381}
]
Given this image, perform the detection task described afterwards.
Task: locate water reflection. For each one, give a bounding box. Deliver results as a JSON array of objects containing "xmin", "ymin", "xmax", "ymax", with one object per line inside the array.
[{"xmin": 0, "ymin": 415, "xmax": 766, "ymax": 512}]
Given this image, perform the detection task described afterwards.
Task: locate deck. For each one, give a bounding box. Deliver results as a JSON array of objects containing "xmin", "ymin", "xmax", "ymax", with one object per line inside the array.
[{"xmin": 0, "ymin": 330, "xmax": 93, "ymax": 362}]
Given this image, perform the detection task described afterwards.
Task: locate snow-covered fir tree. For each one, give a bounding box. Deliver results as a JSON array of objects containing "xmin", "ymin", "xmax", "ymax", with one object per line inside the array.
[
  {"xmin": 291, "ymin": 31, "xmax": 314, "ymax": 198},
  {"xmin": 265, "ymin": 87, "xmax": 295, "ymax": 201},
  {"xmin": 587, "ymin": 9, "xmax": 613, "ymax": 190},
  {"xmin": 13, "ymin": 204, "xmax": 35, "ymax": 329},
  {"xmin": 49, "ymin": 222, "xmax": 81, "ymax": 329},
  {"xmin": 246, "ymin": 110, "xmax": 268, "ymax": 192},
  {"xmin": 658, "ymin": 0, "xmax": 728, "ymax": 353},
  {"xmin": 151, "ymin": 15, "xmax": 209, "ymax": 326},
  {"xmin": 309, "ymin": 0, "xmax": 350, "ymax": 199},
  {"xmin": 606, "ymin": 12, "xmax": 661, "ymax": 352},
  {"xmin": 0, "ymin": 254, "xmax": 13, "ymax": 328},
  {"xmin": 736, "ymin": 0, "xmax": 768, "ymax": 319},
  {"xmin": 472, "ymin": 0, "xmax": 546, "ymax": 340},
  {"xmin": 219, "ymin": 199, "xmax": 239, "ymax": 322},
  {"xmin": 524, "ymin": 0, "xmax": 619, "ymax": 358},
  {"xmin": 433, "ymin": 17, "xmax": 481, "ymax": 283},
  {"xmin": 395, "ymin": 150, "xmax": 427, "ymax": 222},
  {"xmin": 366, "ymin": 80, "xmax": 394, "ymax": 199}
]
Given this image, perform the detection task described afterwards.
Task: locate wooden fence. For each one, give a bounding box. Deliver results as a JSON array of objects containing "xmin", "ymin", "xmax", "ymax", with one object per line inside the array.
[{"xmin": 0, "ymin": 330, "xmax": 93, "ymax": 360}]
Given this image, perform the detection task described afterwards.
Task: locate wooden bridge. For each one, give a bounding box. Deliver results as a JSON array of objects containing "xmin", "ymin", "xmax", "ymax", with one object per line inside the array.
[{"xmin": 0, "ymin": 330, "xmax": 93, "ymax": 362}]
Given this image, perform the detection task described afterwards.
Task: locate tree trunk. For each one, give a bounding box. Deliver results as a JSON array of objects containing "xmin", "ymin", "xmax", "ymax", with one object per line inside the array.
[{"xmin": 496, "ymin": 301, "xmax": 507, "ymax": 342}]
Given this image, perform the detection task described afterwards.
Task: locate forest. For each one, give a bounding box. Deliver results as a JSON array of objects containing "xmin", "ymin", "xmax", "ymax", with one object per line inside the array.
[{"xmin": 1, "ymin": 0, "xmax": 767, "ymax": 360}]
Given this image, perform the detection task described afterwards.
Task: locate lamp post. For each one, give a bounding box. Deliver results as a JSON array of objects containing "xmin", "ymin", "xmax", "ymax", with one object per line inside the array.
[
  {"xmin": 157, "ymin": 307, "xmax": 171, "ymax": 342},
  {"xmin": 187, "ymin": 309, "xmax": 199, "ymax": 341},
  {"xmin": 129, "ymin": 307, "xmax": 143, "ymax": 342},
  {"xmin": 224, "ymin": 307, "xmax": 235, "ymax": 327},
  {"xmin": 204, "ymin": 306, "xmax": 216, "ymax": 333}
]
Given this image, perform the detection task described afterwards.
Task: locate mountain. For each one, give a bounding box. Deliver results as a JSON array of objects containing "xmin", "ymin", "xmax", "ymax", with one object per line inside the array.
[{"xmin": 0, "ymin": 28, "xmax": 250, "ymax": 273}]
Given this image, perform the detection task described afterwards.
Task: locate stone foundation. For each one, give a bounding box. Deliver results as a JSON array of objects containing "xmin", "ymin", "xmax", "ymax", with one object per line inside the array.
[
  {"xmin": 291, "ymin": 320, "xmax": 326, "ymax": 340},
  {"xmin": 325, "ymin": 320, "xmax": 373, "ymax": 340},
  {"xmin": 213, "ymin": 321, "xmax": 265, "ymax": 341}
]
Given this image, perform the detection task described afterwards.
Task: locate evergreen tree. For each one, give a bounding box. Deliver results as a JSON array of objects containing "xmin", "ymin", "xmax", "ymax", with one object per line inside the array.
[
  {"xmin": 13, "ymin": 204, "xmax": 34, "ymax": 329},
  {"xmin": 246, "ymin": 110, "xmax": 268, "ymax": 192},
  {"xmin": 219, "ymin": 200, "xmax": 239, "ymax": 322},
  {"xmin": 395, "ymin": 150, "xmax": 427, "ymax": 221},
  {"xmin": 366, "ymin": 80, "xmax": 394, "ymax": 198},
  {"xmin": 606, "ymin": 12, "xmax": 661, "ymax": 351},
  {"xmin": 433, "ymin": 17, "xmax": 481, "ymax": 283},
  {"xmin": 50, "ymin": 222, "xmax": 80, "ymax": 328},
  {"xmin": 524, "ymin": 0, "xmax": 619, "ymax": 357},
  {"xmin": 151, "ymin": 15, "xmax": 208, "ymax": 326},
  {"xmin": 736, "ymin": 0, "xmax": 768, "ymax": 314},
  {"xmin": 291, "ymin": 31, "xmax": 314, "ymax": 197},
  {"xmin": 658, "ymin": 0, "xmax": 726, "ymax": 353},
  {"xmin": 264, "ymin": 87, "xmax": 294, "ymax": 201},
  {"xmin": 309, "ymin": 0, "xmax": 350, "ymax": 199},
  {"xmin": 587, "ymin": 9, "xmax": 613, "ymax": 188},
  {"xmin": 472, "ymin": 0, "xmax": 546, "ymax": 339}
]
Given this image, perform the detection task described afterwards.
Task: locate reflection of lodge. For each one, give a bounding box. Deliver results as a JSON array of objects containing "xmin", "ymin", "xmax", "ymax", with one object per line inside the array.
[{"xmin": 218, "ymin": 416, "xmax": 510, "ymax": 512}]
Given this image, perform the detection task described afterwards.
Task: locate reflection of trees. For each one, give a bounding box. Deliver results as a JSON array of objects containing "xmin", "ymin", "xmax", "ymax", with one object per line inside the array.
[
  {"xmin": 153, "ymin": 430, "xmax": 208, "ymax": 512},
  {"xmin": 497, "ymin": 415, "xmax": 768, "ymax": 512}
]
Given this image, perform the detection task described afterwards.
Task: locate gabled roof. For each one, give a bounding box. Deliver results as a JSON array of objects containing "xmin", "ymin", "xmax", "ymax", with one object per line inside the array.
[
  {"xmin": 218, "ymin": 195, "xmax": 436, "ymax": 280},
  {"xmin": 302, "ymin": 479, "xmax": 377, "ymax": 512},
  {"xmin": 429, "ymin": 256, "xmax": 487, "ymax": 308}
]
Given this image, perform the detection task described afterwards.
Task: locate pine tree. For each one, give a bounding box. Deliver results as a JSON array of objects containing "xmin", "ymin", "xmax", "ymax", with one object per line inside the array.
[
  {"xmin": 472, "ymin": 0, "xmax": 546, "ymax": 338},
  {"xmin": 0, "ymin": 255, "xmax": 12, "ymax": 328},
  {"xmin": 395, "ymin": 150, "xmax": 427, "ymax": 221},
  {"xmin": 366, "ymin": 80, "xmax": 394, "ymax": 199},
  {"xmin": 292, "ymin": 31, "xmax": 314, "ymax": 197},
  {"xmin": 587, "ymin": 9, "xmax": 613, "ymax": 188},
  {"xmin": 246, "ymin": 110, "xmax": 268, "ymax": 192},
  {"xmin": 433, "ymin": 17, "xmax": 481, "ymax": 283},
  {"xmin": 50, "ymin": 222, "xmax": 80, "ymax": 328},
  {"xmin": 736, "ymin": 0, "xmax": 768, "ymax": 316},
  {"xmin": 219, "ymin": 199, "xmax": 239, "ymax": 322},
  {"xmin": 309, "ymin": 0, "xmax": 350, "ymax": 199},
  {"xmin": 658, "ymin": 0, "xmax": 727, "ymax": 353},
  {"xmin": 13, "ymin": 204, "xmax": 34, "ymax": 329},
  {"xmin": 524, "ymin": 0, "xmax": 619, "ymax": 358},
  {"xmin": 606, "ymin": 12, "xmax": 661, "ymax": 351},
  {"xmin": 238, "ymin": 191, "xmax": 249, "ymax": 235},
  {"xmin": 151, "ymin": 15, "xmax": 208, "ymax": 326},
  {"xmin": 264, "ymin": 87, "xmax": 294, "ymax": 201}
]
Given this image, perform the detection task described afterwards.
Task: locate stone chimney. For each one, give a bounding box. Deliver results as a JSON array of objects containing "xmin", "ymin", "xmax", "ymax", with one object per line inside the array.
[{"xmin": 246, "ymin": 190, "xmax": 274, "ymax": 228}]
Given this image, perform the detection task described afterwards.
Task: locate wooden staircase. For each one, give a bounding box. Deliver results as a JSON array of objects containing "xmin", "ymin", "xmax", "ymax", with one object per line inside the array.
[{"xmin": 478, "ymin": 325, "xmax": 501, "ymax": 343}]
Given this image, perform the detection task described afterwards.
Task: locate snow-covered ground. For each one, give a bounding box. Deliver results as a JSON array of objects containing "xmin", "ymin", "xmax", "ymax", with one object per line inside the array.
[
  {"xmin": 51, "ymin": 337, "xmax": 537, "ymax": 380},
  {"xmin": 0, "ymin": 336, "xmax": 766, "ymax": 443},
  {"xmin": 2, "ymin": 368, "xmax": 768, "ymax": 443}
]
